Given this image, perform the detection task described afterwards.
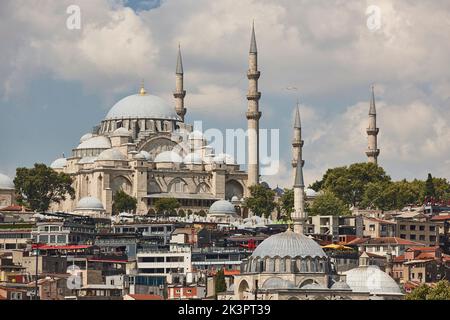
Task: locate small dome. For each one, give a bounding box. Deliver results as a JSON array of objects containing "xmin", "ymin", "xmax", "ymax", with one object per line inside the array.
[
  {"xmin": 133, "ymin": 153, "xmax": 146, "ymax": 160},
  {"xmin": 50, "ymin": 158, "xmax": 67, "ymax": 169},
  {"xmin": 262, "ymin": 277, "xmax": 296, "ymax": 290},
  {"xmin": 306, "ymin": 188, "xmax": 317, "ymax": 197},
  {"xmin": 139, "ymin": 151, "xmax": 152, "ymax": 161},
  {"xmin": 344, "ymin": 265, "xmax": 402, "ymax": 295},
  {"xmin": 301, "ymin": 283, "xmax": 328, "ymax": 290},
  {"xmin": 331, "ymin": 280, "xmax": 351, "ymax": 291},
  {"xmin": 77, "ymin": 136, "xmax": 111, "ymax": 150},
  {"xmin": 105, "ymin": 94, "xmax": 180, "ymax": 121},
  {"xmin": 98, "ymin": 148, "xmax": 128, "ymax": 161},
  {"xmin": 209, "ymin": 200, "xmax": 236, "ymax": 215},
  {"xmin": 260, "ymin": 181, "xmax": 270, "ymax": 189},
  {"xmin": 80, "ymin": 133, "xmax": 94, "ymax": 143},
  {"xmin": 75, "ymin": 197, "xmax": 104, "ymax": 211},
  {"xmin": 154, "ymin": 151, "xmax": 183, "ymax": 163},
  {"xmin": 112, "ymin": 127, "xmax": 132, "ymax": 137},
  {"xmin": 183, "ymin": 153, "xmax": 203, "ymax": 165},
  {"xmin": 0, "ymin": 173, "xmax": 14, "ymax": 190},
  {"xmin": 78, "ymin": 157, "xmax": 98, "ymax": 164},
  {"xmin": 252, "ymin": 230, "xmax": 327, "ymax": 259},
  {"xmin": 231, "ymin": 196, "xmax": 239, "ymax": 202}
]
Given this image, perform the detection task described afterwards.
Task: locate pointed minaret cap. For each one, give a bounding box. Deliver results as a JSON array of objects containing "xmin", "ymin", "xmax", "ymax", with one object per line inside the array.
[
  {"xmin": 176, "ymin": 44, "xmax": 184, "ymax": 75},
  {"xmin": 294, "ymin": 155, "xmax": 305, "ymax": 188},
  {"xmin": 294, "ymin": 102, "xmax": 301, "ymax": 129},
  {"xmin": 250, "ymin": 21, "xmax": 257, "ymax": 54},
  {"xmin": 369, "ymin": 85, "xmax": 376, "ymax": 115},
  {"xmin": 139, "ymin": 80, "xmax": 147, "ymax": 95}
]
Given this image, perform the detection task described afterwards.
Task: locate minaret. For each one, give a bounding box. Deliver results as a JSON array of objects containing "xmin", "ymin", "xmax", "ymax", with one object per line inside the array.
[
  {"xmin": 292, "ymin": 139, "xmax": 306, "ymax": 234},
  {"xmin": 246, "ymin": 22, "xmax": 262, "ymax": 189},
  {"xmin": 366, "ymin": 85, "xmax": 380, "ymax": 164},
  {"xmin": 292, "ymin": 102, "xmax": 304, "ymax": 171},
  {"xmin": 174, "ymin": 44, "xmax": 186, "ymax": 122}
]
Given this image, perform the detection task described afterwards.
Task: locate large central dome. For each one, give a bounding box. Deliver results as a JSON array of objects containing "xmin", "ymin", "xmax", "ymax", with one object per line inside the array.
[{"xmin": 105, "ymin": 94, "xmax": 181, "ymax": 121}]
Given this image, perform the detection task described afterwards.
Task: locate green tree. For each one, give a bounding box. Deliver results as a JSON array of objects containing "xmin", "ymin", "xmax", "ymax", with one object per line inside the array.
[
  {"xmin": 278, "ymin": 188, "xmax": 294, "ymax": 220},
  {"xmin": 405, "ymin": 284, "xmax": 430, "ymax": 300},
  {"xmin": 154, "ymin": 197, "xmax": 180, "ymax": 216},
  {"xmin": 425, "ymin": 173, "xmax": 436, "ymax": 198},
  {"xmin": 14, "ymin": 163, "xmax": 75, "ymax": 212},
  {"xmin": 244, "ymin": 184, "xmax": 276, "ymax": 218},
  {"xmin": 406, "ymin": 281, "xmax": 450, "ymax": 300},
  {"xmin": 432, "ymin": 177, "xmax": 450, "ymax": 201},
  {"xmin": 311, "ymin": 163, "xmax": 391, "ymax": 208},
  {"xmin": 309, "ymin": 190, "xmax": 351, "ymax": 216},
  {"xmin": 112, "ymin": 190, "xmax": 137, "ymax": 214},
  {"xmin": 215, "ymin": 269, "xmax": 227, "ymax": 294}
]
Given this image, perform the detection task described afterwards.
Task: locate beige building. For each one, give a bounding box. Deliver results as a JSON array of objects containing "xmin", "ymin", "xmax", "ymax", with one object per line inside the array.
[{"xmin": 0, "ymin": 174, "xmax": 15, "ymax": 209}]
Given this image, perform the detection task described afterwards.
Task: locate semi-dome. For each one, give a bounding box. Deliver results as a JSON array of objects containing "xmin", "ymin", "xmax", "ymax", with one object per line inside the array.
[
  {"xmin": 306, "ymin": 188, "xmax": 318, "ymax": 197},
  {"xmin": 139, "ymin": 150, "xmax": 152, "ymax": 161},
  {"xmin": 112, "ymin": 127, "xmax": 132, "ymax": 137},
  {"xmin": 183, "ymin": 153, "xmax": 203, "ymax": 165},
  {"xmin": 344, "ymin": 265, "xmax": 402, "ymax": 295},
  {"xmin": 75, "ymin": 197, "xmax": 104, "ymax": 211},
  {"xmin": 98, "ymin": 148, "xmax": 128, "ymax": 161},
  {"xmin": 209, "ymin": 200, "xmax": 236, "ymax": 215},
  {"xmin": 252, "ymin": 230, "xmax": 327, "ymax": 259},
  {"xmin": 50, "ymin": 158, "xmax": 67, "ymax": 169},
  {"xmin": 262, "ymin": 277, "xmax": 296, "ymax": 290},
  {"xmin": 133, "ymin": 153, "xmax": 146, "ymax": 160},
  {"xmin": 80, "ymin": 133, "xmax": 94, "ymax": 143},
  {"xmin": 77, "ymin": 136, "xmax": 111, "ymax": 150},
  {"xmin": 331, "ymin": 280, "xmax": 351, "ymax": 291},
  {"xmin": 300, "ymin": 283, "xmax": 328, "ymax": 290},
  {"xmin": 105, "ymin": 94, "xmax": 181, "ymax": 121},
  {"xmin": 0, "ymin": 173, "xmax": 14, "ymax": 190},
  {"xmin": 78, "ymin": 156, "xmax": 98, "ymax": 164},
  {"xmin": 154, "ymin": 151, "xmax": 183, "ymax": 163}
]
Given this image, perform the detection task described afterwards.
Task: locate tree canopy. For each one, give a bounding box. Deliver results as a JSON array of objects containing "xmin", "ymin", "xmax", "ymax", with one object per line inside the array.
[
  {"xmin": 406, "ymin": 280, "xmax": 450, "ymax": 300},
  {"xmin": 277, "ymin": 188, "xmax": 294, "ymax": 220},
  {"xmin": 309, "ymin": 190, "xmax": 351, "ymax": 216},
  {"xmin": 14, "ymin": 163, "xmax": 75, "ymax": 212},
  {"xmin": 154, "ymin": 197, "xmax": 180, "ymax": 216},
  {"xmin": 214, "ymin": 269, "xmax": 227, "ymax": 294},
  {"xmin": 244, "ymin": 184, "xmax": 276, "ymax": 218},
  {"xmin": 112, "ymin": 190, "xmax": 137, "ymax": 215}
]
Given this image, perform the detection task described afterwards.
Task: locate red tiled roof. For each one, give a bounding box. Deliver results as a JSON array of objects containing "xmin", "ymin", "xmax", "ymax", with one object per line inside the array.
[
  {"xmin": 406, "ymin": 246, "xmax": 439, "ymax": 252},
  {"xmin": 126, "ymin": 294, "xmax": 163, "ymax": 300},
  {"xmin": 430, "ymin": 215, "xmax": 450, "ymax": 221},
  {"xmin": 0, "ymin": 205, "xmax": 31, "ymax": 212},
  {"xmin": 32, "ymin": 244, "xmax": 93, "ymax": 250},
  {"xmin": 361, "ymin": 237, "xmax": 425, "ymax": 246},
  {"xmin": 393, "ymin": 255, "xmax": 406, "ymax": 263},
  {"xmin": 346, "ymin": 237, "xmax": 369, "ymax": 245}
]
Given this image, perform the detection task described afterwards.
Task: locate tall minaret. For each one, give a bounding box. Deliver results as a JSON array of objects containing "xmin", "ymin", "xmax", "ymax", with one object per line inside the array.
[
  {"xmin": 174, "ymin": 44, "xmax": 187, "ymax": 122},
  {"xmin": 292, "ymin": 102, "xmax": 304, "ymax": 172},
  {"xmin": 366, "ymin": 85, "xmax": 380, "ymax": 164},
  {"xmin": 292, "ymin": 121, "xmax": 306, "ymax": 235},
  {"xmin": 246, "ymin": 22, "xmax": 262, "ymax": 189}
]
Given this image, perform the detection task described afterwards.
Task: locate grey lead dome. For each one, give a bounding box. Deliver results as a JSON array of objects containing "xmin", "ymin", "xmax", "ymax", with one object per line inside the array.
[{"xmin": 251, "ymin": 230, "xmax": 327, "ymax": 259}]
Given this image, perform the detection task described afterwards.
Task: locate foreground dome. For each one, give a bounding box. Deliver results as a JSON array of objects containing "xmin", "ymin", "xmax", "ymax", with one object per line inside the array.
[
  {"xmin": 76, "ymin": 197, "xmax": 104, "ymax": 211},
  {"xmin": 209, "ymin": 200, "xmax": 236, "ymax": 215},
  {"xmin": 344, "ymin": 265, "xmax": 402, "ymax": 295},
  {"xmin": 0, "ymin": 173, "xmax": 14, "ymax": 190},
  {"xmin": 77, "ymin": 136, "xmax": 111, "ymax": 150},
  {"xmin": 50, "ymin": 158, "xmax": 67, "ymax": 169},
  {"xmin": 252, "ymin": 230, "xmax": 327, "ymax": 259},
  {"xmin": 98, "ymin": 148, "xmax": 128, "ymax": 161},
  {"xmin": 154, "ymin": 151, "xmax": 183, "ymax": 163},
  {"xmin": 105, "ymin": 94, "xmax": 180, "ymax": 121}
]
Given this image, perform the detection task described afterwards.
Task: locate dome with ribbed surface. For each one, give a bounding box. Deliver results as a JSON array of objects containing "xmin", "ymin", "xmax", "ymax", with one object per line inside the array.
[
  {"xmin": 112, "ymin": 127, "xmax": 132, "ymax": 137},
  {"xmin": 80, "ymin": 133, "xmax": 94, "ymax": 143},
  {"xmin": 344, "ymin": 265, "xmax": 402, "ymax": 295},
  {"xmin": 78, "ymin": 157, "xmax": 98, "ymax": 164},
  {"xmin": 209, "ymin": 200, "xmax": 236, "ymax": 215},
  {"xmin": 252, "ymin": 230, "xmax": 327, "ymax": 259},
  {"xmin": 77, "ymin": 136, "xmax": 111, "ymax": 150},
  {"xmin": 50, "ymin": 158, "xmax": 67, "ymax": 169},
  {"xmin": 75, "ymin": 197, "xmax": 104, "ymax": 211},
  {"xmin": 105, "ymin": 94, "xmax": 180, "ymax": 121},
  {"xmin": 0, "ymin": 173, "xmax": 14, "ymax": 190},
  {"xmin": 98, "ymin": 148, "xmax": 128, "ymax": 161},
  {"xmin": 154, "ymin": 151, "xmax": 183, "ymax": 163},
  {"xmin": 262, "ymin": 277, "xmax": 296, "ymax": 289}
]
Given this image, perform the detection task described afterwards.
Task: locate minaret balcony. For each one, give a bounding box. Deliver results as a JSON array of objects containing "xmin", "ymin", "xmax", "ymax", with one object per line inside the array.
[
  {"xmin": 366, "ymin": 149, "xmax": 380, "ymax": 157},
  {"xmin": 247, "ymin": 71, "xmax": 261, "ymax": 80},
  {"xmin": 366, "ymin": 128, "xmax": 379, "ymax": 135},
  {"xmin": 292, "ymin": 139, "xmax": 304, "ymax": 148},
  {"xmin": 246, "ymin": 92, "xmax": 261, "ymax": 100},
  {"xmin": 292, "ymin": 160, "xmax": 305, "ymax": 167},
  {"xmin": 246, "ymin": 111, "xmax": 262, "ymax": 120},
  {"xmin": 173, "ymin": 90, "xmax": 186, "ymax": 99}
]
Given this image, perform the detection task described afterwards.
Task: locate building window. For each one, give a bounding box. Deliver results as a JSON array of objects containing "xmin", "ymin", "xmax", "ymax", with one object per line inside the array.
[
  {"xmin": 419, "ymin": 235, "xmax": 425, "ymax": 241},
  {"xmin": 429, "ymin": 226, "xmax": 436, "ymax": 232},
  {"xmin": 410, "ymin": 235, "xmax": 416, "ymax": 240},
  {"xmin": 419, "ymin": 225, "xmax": 425, "ymax": 231},
  {"xmin": 400, "ymin": 234, "xmax": 406, "ymax": 239},
  {"xmin": 410, "ymin": 225, "xmax": 416, "ymax": 231},
  {"xmin": 400, "ymin": 225, "xmax": 406, "ymax": 231},
  {"xmin": 430, "ymin": 236, "xmax": 437, "ymax": 242}
]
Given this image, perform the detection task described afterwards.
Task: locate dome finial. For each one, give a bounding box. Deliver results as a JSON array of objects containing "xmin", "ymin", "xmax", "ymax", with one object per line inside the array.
[{"xmin": 139, "ymin": 79, "xmax": 147, "ymax": 95}]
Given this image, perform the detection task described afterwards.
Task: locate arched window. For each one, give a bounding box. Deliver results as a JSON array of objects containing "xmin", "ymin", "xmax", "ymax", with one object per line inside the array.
[
  {"xmin": 168, "ymin": 179, "xmax": 187, "ymax": 193},
  {"xmin": 196, "ymin": 183, "xmax": 211, "ymax": 194}
]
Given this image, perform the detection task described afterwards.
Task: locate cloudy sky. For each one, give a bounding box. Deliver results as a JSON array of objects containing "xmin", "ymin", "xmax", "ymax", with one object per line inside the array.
[{"xmin": 0, "ymin": 0, "xmax": 449, "ymax": 188}]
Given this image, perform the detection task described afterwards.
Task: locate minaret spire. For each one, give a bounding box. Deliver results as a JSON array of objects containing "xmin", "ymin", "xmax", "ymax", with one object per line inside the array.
[
  {"xmin": 292, "ymin": 101, "xmax": 304, "ymax": 174},
  {"xmin": 174, "ymin": 44, "xmax": 187, "ymax": 122},
  {"xmin": 292, "ymin": 111, "xmax": 306, "ymax": 234},
  {"xmin": 246, "ymin": 22, "xmax": 262, "ymax": 194},
  {"xmin": 366, "ymin": 85, "xmax": 380, "ymax": 164}
]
